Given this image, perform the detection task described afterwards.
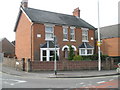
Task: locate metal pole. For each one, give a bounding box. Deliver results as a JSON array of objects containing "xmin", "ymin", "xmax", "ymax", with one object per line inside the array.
[
  {"xmin": 54, "ymin": 36, "xmax": 57, "ymax": 75},
  {"xmin": 97, "ymin": 0, "xmax": 101, "ymax": 71}
]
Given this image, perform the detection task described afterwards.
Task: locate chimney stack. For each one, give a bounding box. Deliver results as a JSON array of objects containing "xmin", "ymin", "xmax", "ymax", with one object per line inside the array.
[
  {"xmin": 73, "ymin": 7, "xmax": 80, "ymax": 17},
  {"xmin": 21, "ymin": 0, "xmax": 28, "ymax": 8}
]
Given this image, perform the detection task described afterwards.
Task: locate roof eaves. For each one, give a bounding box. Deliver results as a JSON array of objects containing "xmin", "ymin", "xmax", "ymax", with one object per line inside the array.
[
  {"xmin": 14, "ymin": 9, "xmax": 22, "ymax": 32},
  {"xmin": 21, "ymin": 7, "xmax": 32, "ymax": 23}
]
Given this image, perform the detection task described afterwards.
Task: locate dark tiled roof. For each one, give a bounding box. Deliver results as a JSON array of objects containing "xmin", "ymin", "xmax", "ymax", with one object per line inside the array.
[
  {"xmin": 79, "ymin": 42, "xmax": 93, "ymax": 48},
  {"xmin": 22, "ymin": 7, "xmax": 96, "ymax": 30},
  {"xmin": 95, "ymin": 24, "xmax": 120, "ymax": 39},
  {"xmin": 40, "ymin": 41, "xmax": 59, "ymax": 48}
]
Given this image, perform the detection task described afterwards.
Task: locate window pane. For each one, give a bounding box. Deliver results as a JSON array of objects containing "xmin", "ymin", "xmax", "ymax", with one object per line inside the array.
[
  {"xmin": 70, "ymin": 29, "xmax": 75, "ymax": 40},
  {"xmin": 43, "ymin": 50, "xmax": 46, "ymax": 56},
  {"xmin": 46, "ymin": 27, "xmax": 53, "ymax": 32},
  {"xmin": 50, "ymin": 57, "xmax": 53, "ymax": 61},
  {"xmin": 82, "ymin": 30, "xmax": 88, "ymax": 41},
  {"xmin": 82, "ymin": 36, "xmax": 88, "ymax": 40},
  {"xmin": 50, "ymin": 51, "xmax": 54, "ymax": 56},
  {"xmin": 63, "ymin": 28, "xmax": 67, "ymax": 34},
  {"xmin": 81, "ymin": 49, "xmax": 85, "ymax": 54},
  {"xmin": 87, "ymin": 49, "xmax": 92, "ymax": 54},
  {"xmin": 63, "ymin": 34, "xmax": 67, "ymax": 39},
  {"xmin": 63, "ymin": 28, "xmax": 68, "ymax": 40},
  {"xmin": 45, "ymin": 26, "xmax": 53, "ymax": 40},
  {"xmin": 43, "ymin": 57, "xmax": 47, "ymax": 61},
  {"xmin": 70, "ymin": 35, "xmax": 74, "ymax": 40},
  {"xmin": 46, "ymin": 33, "xmax": 53, "ymax": 39},
  {"xmin": 70, "ymin": 29, "xmax": 74, "ymax": 33}
]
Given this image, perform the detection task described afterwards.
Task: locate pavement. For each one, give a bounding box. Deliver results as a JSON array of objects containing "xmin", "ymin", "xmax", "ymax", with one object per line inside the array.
[{"xmin": 1, "ymin": 65, "xmax": 119, "ymax": 78}]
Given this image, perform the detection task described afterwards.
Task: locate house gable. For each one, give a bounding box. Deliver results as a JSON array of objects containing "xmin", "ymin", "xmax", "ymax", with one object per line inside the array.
[{"xmin": 15, "ymin": 9, "xmax": 32, "ymax": 59}]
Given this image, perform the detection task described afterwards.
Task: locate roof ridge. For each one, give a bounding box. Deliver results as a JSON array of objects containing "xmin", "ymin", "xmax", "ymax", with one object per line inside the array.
[{"xmin": 24, "ymin": 7, "xmax": 76, "ymax": 18}]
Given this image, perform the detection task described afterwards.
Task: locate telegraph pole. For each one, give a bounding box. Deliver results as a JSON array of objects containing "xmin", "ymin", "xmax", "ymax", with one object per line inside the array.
[{"xmin": 97, "ymin": 0, "xmax": 101, "ymax": 71}]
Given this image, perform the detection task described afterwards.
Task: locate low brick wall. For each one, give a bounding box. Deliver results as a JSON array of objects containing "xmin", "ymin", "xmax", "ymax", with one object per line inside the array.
[
  {"xmin": 31, "ymin": 61, "xmax": 63, "ymax": 71},
  {"xmin": 31, "ymin": 60, "xmax": 98, "ymax": 71},
  {"xmin": 2, "ymin": 57, "xmax": 116, "ymax": 71}
]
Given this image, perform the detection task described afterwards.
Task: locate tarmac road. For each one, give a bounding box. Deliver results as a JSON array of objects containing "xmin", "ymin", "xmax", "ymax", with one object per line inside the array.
[{"xmin": 1, "ymin": 71, "xmax": 119, "ymax": 89}]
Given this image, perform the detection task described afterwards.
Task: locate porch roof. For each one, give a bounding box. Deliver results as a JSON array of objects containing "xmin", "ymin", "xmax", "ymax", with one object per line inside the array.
[
  {"xmin": 79, "ymin": 42, "xmax": 93, "ymax": 49},
  {"xmin": 40, "ymin": 41, "xmax": 59, "ymax": 48}
]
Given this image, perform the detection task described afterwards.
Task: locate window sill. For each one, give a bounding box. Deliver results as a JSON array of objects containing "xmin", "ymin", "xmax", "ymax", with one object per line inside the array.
[
  {"xmin": 82, "ymin": 40, "xmax": 89, "ymax": 42},
  {"xmin": 80, "ymin": 54, "xmax": 93, "ymax": 56},
  {"xmin": 70, "ymin": 40, "xmax": 76, "ymax": 42},
  {"xmin": 45, "ymin": 39, "xmax": 54, "ymax": 41},
  {"xmin": 63, "ymin": 39, "xmax": 69, "ymax": 42}
]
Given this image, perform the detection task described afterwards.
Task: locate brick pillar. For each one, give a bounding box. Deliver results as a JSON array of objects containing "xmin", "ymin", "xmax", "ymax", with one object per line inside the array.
[
  {"xmin": 105, "ymin": 57, "xmax": 111, "ymax": 70},
  {"xmin": 22, "ymin": 58, "xmax": 25, "ymax": 71},
  {"xmin": 111, "ymin": 58, "xmax": 115, "ymax": 69},
  {"xmin": 26, "ymin": 59, "xmax": 31, "ymax": 72}
]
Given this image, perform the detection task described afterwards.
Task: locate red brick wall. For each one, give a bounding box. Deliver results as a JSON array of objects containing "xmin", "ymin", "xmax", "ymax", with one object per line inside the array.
[
  {"xmin": 15, "ymin": 12, "xmax": 32, "ymax": 59},
  {"xmin": 100, "ymin": 37, "xmax": 120, "ymax": 56},
  {"xmin": 32, "ymin": 24, "xmax": 95, "ymax": 61},
  {"xmin": 31, "ymin": 60, "xmax": 98, "ymax": 71}
]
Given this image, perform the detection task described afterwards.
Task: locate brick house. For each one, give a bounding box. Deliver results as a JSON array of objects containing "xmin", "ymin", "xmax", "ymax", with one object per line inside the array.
[
  {"xmin": 14, "ymin": 0, "xmax": 96, "ymax": 61},
  {"xmin": 0, "ymin": 38, "xmax": 15, "ymax": 57},
  {"xmin": 95, "ymin": 24, "xmax": 120, "ymax": 58}
]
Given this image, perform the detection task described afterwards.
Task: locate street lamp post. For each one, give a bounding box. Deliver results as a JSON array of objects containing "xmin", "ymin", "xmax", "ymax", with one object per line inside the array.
[
  {"xmin": 97, "ymin": 0, "xmax": 101, "ymax": 71},
  {"xmin": 54, "ymin": 36, "xmax": 57, "ymax": 75}
]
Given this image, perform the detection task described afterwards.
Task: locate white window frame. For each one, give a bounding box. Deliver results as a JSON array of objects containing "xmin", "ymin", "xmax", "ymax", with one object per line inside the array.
[
  {"xmin": 63, "ymin": 26, "xmax": 68, "ymax": 41},
  {"xmin": 79, "ymin": 48, "xmax": 93, "ymax": 56},
  {"xmin": 45, "ymin": 24, "xmax": 54, "ymax": 41},
  {"xmin": 40, "ymin": 48, "xmax": 60, "ymax": 61},
  {"xmin": 82, "ymin": 28, "xmax": 89, "ymax": 42},
  {"xmin": 70, "ymin": 27, "xmax": 75, "ymax": 41}
]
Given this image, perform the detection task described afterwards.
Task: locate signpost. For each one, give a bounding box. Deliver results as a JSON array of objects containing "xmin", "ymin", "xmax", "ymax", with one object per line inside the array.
[{"xmin": 97, "ymin": 0, "xmax": 101, "ymax": 71}]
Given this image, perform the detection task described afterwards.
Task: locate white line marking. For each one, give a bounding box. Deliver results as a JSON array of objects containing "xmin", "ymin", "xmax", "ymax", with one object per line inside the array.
[
  {"xmin": 109, "ymin": 79, "xmax": 114, "ymax": 81},
  {"xmin": 2, "ymin": 78, "xmax": 27, "ymax": 86},
  {"xmin": 80, "ymin": 82, "xmax": 84, "ymax": 84},
  {"xmin": 88, "ymin": 84, "xmax": 92, "ymax": 86},
  {"xmin": 97, "ymin": 81, "xmax": 106, "ymax": 84}
]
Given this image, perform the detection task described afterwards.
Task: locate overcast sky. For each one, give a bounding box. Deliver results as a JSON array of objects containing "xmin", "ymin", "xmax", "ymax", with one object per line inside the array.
[{"xmin": 0, "ymin": 0, "xmax": 119, "ymax": 41}]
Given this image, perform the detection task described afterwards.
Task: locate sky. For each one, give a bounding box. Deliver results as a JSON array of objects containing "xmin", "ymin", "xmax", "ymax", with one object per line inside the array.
[{"xmin": 0, "ymin": 0, "xmax": 119, "ymax": 42}]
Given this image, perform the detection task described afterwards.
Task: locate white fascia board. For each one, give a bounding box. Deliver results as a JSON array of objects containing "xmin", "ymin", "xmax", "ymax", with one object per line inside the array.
[
  {"xmin": 40, "ymin": 48, "xmax": 60, "ymax": 50},
  {"xmin": 20, "ymin": 7, "xmax": 32, "ymax": 23}
]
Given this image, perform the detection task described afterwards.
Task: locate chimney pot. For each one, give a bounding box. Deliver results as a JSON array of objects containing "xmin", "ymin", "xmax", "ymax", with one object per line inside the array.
[
  {"xmin": 73, "ymin": 7, "xmax": 80, "ymax": 17},
  {"xmin": 21, "ymin": 0, "xmax": 28, "ymax": 8}
]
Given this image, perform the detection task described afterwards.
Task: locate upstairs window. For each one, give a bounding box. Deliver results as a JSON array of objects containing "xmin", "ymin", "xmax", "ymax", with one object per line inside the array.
[
  {"xmin": 82, "ymin": 28, "xmax": 88, "ymax": 42},
  {"xmin": 63, "ymin": 28, "xmax": 68, "ymax": 41},
  {"xmin": 70, "ymin": 27, "xmax": 75, "ymax": 41},
  {"xmin": 45, "ymin": 25, "xmax": 54, "ymax": 41}
]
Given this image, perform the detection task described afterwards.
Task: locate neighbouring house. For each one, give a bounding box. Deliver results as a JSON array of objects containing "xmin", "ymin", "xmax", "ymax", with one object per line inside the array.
[
  {"xmin": 0, "ymin": 38, "xmax": 15, "ymax": 57},
  {"xmin": 14, "ymin": 0, "xmax": 96, "ymax": 61},
  {"xmin": 95, "ymin": 24, "xmax": 120, "ymax": 58}
]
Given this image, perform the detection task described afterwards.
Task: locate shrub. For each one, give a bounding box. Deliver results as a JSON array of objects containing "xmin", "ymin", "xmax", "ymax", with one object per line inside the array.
[
  {"xmin": 73, "ymin": 55, "xmax": 83, "ymax": 61},
  {"xmin": 68, "ymin": 45, "xmax": 75, "ymax": 60}
]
